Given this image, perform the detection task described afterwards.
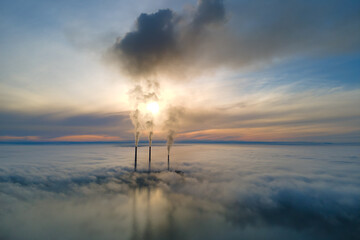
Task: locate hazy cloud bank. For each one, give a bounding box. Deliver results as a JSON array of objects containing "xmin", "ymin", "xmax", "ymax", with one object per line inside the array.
[{"xmin": 0, "ymin": 144, "xmax": 359, "ymax": 239}]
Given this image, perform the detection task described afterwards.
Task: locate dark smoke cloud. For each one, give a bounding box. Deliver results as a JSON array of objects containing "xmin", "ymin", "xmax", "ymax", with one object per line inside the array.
[
  {"xmin": 109, "ymin": 0, "xmax": 360, "ymax": 80},
  {"xmin": 192, "ymin": 0, "xmax": 225, "ymax": 28},
  {"xmin": 113, "ymin": 9, "xmax": 177, "ymax": 77},
  {"xmin": 107, "ymin": 0, "xmax": 360, "ymax": 146},
  {"xmin": 109, "ymin": 0, "xmax": 228, "ymax": 146},
  {"xmin": 110, "ymin": 0, "xmax": 227, "ymax": 78}
]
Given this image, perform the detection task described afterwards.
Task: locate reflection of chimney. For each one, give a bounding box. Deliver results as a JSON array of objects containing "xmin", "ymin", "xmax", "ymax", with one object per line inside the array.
[
  {"xmin": 143, "ymin": 187, "xmax": 152, "ymax": 239},
  {"xmin": 166, "ymin": 199, "xmax": 176, "ymax": 239},
  {"xmin": 134, "ymin": 146, "xmax": 138, "ymax": 171},
  {"xmin": 130, "ymin": 189, "xmax": 139, "ymax": 240}
]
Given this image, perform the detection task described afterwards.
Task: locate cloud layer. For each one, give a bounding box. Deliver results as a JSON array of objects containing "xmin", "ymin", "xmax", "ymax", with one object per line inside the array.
[{"xmin": 0, "ymin": 144, "xmax": 359, "ymax": 239}]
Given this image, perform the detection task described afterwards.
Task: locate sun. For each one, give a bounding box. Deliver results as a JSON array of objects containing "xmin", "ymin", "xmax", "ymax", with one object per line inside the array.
[{"xmin": 146, "ymin": 101, "xmax": 159, "ymax": 115}]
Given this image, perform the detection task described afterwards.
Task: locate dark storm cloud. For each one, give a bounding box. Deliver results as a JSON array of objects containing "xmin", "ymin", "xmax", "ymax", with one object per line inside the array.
[{"xmin": 109, "ymin": 0, "xmax": 360, "ymax": 79}]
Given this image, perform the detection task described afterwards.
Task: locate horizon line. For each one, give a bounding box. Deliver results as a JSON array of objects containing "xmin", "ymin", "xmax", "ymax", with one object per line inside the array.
[{"xmin": 0, "ymin": 140, "xmax": 359, "ymax": 146}]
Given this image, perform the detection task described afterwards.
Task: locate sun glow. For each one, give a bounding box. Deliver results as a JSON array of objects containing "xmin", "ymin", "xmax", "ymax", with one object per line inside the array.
[{"xmin": 147, "ymin": 101, "xmax": 160, "ymax": 115}]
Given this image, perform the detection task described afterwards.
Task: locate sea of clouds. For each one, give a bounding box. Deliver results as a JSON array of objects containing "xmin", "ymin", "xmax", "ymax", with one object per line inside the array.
[{"xmin": 0, "ymin": 144, "xmax": 359, "ymax": 240}]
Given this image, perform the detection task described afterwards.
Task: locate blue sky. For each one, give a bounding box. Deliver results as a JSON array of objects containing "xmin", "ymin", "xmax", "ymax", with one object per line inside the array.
[{"xmin": 0, "ymin": 0, "xmax": 359, "ymax": 143}]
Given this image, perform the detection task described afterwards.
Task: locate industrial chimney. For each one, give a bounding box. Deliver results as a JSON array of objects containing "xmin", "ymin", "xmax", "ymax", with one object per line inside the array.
[
  {"xmin": 134, "ymin": 146, "xmax": 138, "ymax": 171},
  {"xmin": 148, "ymin": 145, "xmax": 151, "ymax": 172},
  {"xmin": 167, "ymin": 153, "xmax": 170, "ymax": 171}
]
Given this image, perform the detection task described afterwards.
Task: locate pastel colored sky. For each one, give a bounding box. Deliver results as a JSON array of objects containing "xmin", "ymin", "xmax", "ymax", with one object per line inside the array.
[{"xmin": 1, "ymin": 0, "xmax": 359, "ymax": 143}]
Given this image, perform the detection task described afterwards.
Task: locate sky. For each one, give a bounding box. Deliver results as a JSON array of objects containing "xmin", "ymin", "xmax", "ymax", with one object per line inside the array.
[{"xmin": 0, "ymin": 0, "xmax": 360, "ymax": 143}]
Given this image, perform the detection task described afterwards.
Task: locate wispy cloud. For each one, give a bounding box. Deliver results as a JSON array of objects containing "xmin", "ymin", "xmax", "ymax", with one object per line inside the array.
[
  {"xmin": 0, "ymin": 136, "xmax": 39, "ymax": 141},
  {"xmin": 50, "ymin": 135, "xmax": 122, "ymax": 142}
]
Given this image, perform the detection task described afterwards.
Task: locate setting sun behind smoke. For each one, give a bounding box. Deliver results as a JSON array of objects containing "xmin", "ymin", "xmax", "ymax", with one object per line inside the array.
[{"xmin": 147, "ymin": 101, "xmax": 159, "ymax": 115}]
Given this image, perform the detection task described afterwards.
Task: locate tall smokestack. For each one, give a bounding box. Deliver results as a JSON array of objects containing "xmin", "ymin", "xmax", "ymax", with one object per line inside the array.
[
  {"xmin": 148, "ymin": 146, "xmax": 151, "ymax": 172},
  {"xmin": 164, "ymin": 107, "xmax": 183, "ymax": 172},
  {"xmin": 148, "ymin": 130, "xmax": 152, "ymax": 173},
  {"xmin": 131, "ymin": 110, "xmax": 141, "ymax": 172},
  {"xmin": 166, "ymin": 130, "xmax": 174, "ymax": 171},
  {"xmin": 167, "ymin": 151, "xmax": 170, "ymax": 171},
  {"xmin": 149, "ymin": 146, "xmax": 151, "ymax": 162},
  {"xmin": 134, "ymin": 146, "xmax": 138, "ymax": 171}
]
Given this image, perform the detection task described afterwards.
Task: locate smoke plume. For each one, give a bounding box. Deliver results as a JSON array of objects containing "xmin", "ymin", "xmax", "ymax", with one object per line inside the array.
[
  {"xmin": 109, "ymin": 0, "xmax": 360, "ymax": 145},
  {"xmin": 146, "ymin": 120, "xmax": 153, "ymax": 146},
  {"xmin": 192, "ymin": 0, "xmax": 226, "ymax": 29},
  {"xmin": 109, "ymin": 0, "xmax": 228, "ymax": 146},
  {"xmin": 130, "ymin": 109, "xmax": 141, "ymax": 146},
  {"xmin": 167, "ymin": 129, "xmax": 175, "ymax": 154},
  {"xmin": 165, "ymin": 107, "xmax": 184, "ymax": 154},
  {"xmin": 128, "ymin": 80, "xmax": 159, "ymax": 146},
  {"xmin": 110, "ymin": 0, "xmax": 228, "ymax": 79}
]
